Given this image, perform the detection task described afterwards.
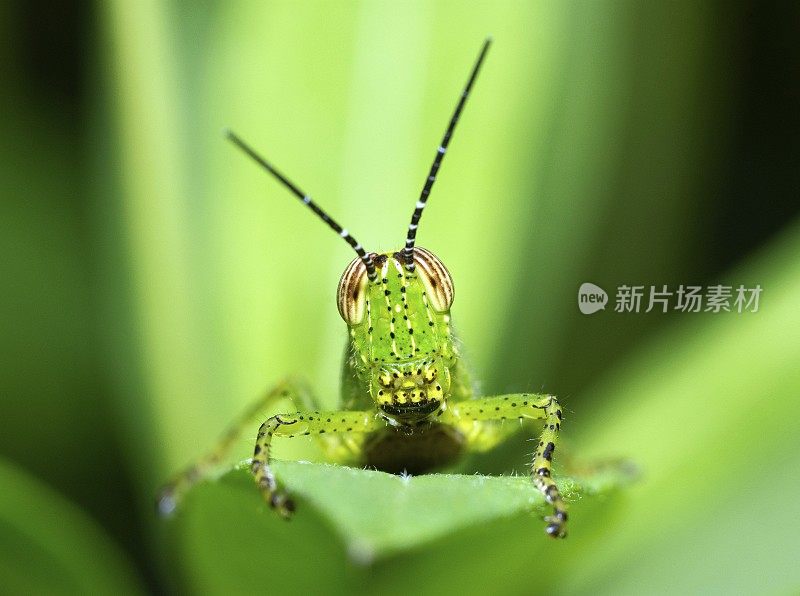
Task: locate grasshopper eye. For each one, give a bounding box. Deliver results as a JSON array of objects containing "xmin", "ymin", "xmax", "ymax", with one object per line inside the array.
[
  {"xmin": 413, "ymin": 247, "xmax": 454, "ymax": 312},
  {"xmin": 337, "ymin": 256, "xmax": 368, "ymax": 325}
]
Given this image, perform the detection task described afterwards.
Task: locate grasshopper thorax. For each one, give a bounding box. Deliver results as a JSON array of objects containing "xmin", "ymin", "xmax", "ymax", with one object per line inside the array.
[{"xmin": 338, "ymin": 248, "xmax": 457, "ymax": 419}]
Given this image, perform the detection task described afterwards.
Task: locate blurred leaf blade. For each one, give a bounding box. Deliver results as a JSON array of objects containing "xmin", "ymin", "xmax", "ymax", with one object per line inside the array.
[
  {"xmin": 557, "ymin": 219, "xmax": 800, "ymax": 594},
  {"xmin": 0, "ymin": 458, "xmax": 144, "ymax": 594}
]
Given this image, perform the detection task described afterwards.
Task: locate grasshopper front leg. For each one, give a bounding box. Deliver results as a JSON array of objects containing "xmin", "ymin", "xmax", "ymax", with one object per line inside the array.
[
  {"xmin": 445, "ymin": 393, "xmax": 568, "ymax": 538},
  {"xmin": 156, "ymin": 379, "xmax": 317, "ymax": 516},
  {"xmin": 252, "ymin": 409, "xmax": 385, "ymax": 517}
]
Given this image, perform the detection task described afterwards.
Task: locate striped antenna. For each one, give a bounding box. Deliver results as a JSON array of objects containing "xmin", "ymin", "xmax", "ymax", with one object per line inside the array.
[
  {"xmin": 402, "ymin": 37, "xmax": 492, "ymax": 270},
  {"xmin": 225, "ymin": 129, "xmax": 377, "ymax": 280}
]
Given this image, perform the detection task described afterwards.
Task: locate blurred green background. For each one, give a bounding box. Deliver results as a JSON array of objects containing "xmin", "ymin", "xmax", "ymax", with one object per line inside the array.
[{"xmin": 1, "ymin": 1, "xmax": 799, "ymax": 594}]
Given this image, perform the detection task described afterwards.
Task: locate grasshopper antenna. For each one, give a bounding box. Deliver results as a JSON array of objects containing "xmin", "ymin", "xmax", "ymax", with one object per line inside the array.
[
  {"xmin": 402, "ymin": 37, "xmax": 492, "ymax": 271},
  {"xmin": 225, "ymin": 129, "xmax": 377, "ymax": 280}
]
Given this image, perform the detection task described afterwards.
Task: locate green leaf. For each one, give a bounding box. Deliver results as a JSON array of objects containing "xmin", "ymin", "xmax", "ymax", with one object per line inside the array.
[
  {"xmin": 169, "ymin": 458, "xmax": 633, "ymax": 580},
  {"xmin": 0, "ymin": 459, "xmax": 144, "ymax": 594}
]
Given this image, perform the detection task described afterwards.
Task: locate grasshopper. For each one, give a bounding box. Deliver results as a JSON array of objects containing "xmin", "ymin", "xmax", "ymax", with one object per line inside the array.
[{"xmin": 157, "ymin": 38, "xmax": 568, "ymax": 538}]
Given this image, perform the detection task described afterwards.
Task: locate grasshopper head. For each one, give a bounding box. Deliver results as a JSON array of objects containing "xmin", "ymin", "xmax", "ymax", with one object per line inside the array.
[
  {"xmin": 226, "ymin": 40, "xmax": 490, "ymax": 421},
  {"xmin": 337, "ymin": 247, "xmax": 457, "ymax": 418}
]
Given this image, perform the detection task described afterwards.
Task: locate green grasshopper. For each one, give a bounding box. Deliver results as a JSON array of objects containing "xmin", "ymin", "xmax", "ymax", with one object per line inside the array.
[{"xmin": 157, "ymin": 38, "xmax": 568, "ymax": 538}]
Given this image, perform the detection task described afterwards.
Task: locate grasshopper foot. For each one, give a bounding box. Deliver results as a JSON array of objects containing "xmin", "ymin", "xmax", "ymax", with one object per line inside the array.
[
  {"xmin": 544, "ymin": 510, "xmax": 568, "ymax": 539},
  {"xmin": 156, "ymin": 485, "xmax": 179, "ymax": 518},
  {"xmin": 269, "ymin": 490, "xmax": 296, "ymax": 519}
]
